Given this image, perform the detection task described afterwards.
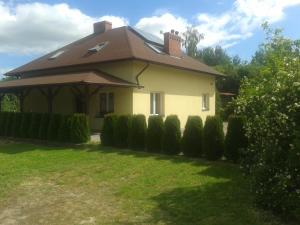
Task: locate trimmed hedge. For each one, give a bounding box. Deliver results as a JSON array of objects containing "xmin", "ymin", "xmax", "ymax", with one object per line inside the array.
[
  {"xmin": 225, "ymin": 115, "xmax": 247, "ymax": 162},
  {"xmin": 203, "ymin": 116, "xmax": 225, "ymax": 161},
  {"xmin": 101, "ymin": 114, "xmax": 118, "ymax": 146},
  {"xmin": 147, "ymin": 115, "xmax": 164, "ymax": 153},
  {"xmin": 162, "ymin": 115, "xmax": 181, "ymax": 155},
  {"xmin": 129, "ymin": 114, "xmax": 147, "ymax": 150},
  {"xmin": 0, "ymin": 111, "xmax": 90, "ymax": 143},
  {"xmin": 57, "ymin": 115, "xmax": 72, "ymax": 142},
  {"xmin": 114, "ymin": 115, "xmax": 131, "ymax": 148},
  {"xmin": 69, "ymin": 114, "xmax": 90, "ymax": 143},
  {"xmin": 11, "ymin": 112, "xmax": 22, "ymax": 137},
  {"xmin": 181, "ymin": 116, "xmax": 203, "ymax": 157},
  {"xmin": 20, "ymin": 113, "xmax": 32, "ymax": 138},
  {"xmin": 47, "ymin": 114, "xmax": 62, "ymax": 141},
  {"xmin": 29, "ymin": 113, "xmax": 43, "ymax": 139},
  {"xmin": 39, "ymin": 113, "xmax": 51, "ymax": 140}
]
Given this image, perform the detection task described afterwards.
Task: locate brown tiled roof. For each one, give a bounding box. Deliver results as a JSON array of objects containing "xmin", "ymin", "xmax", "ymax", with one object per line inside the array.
[
  {"xmin": 0, "ymin": 71, "xmax": 139, "ymax": 90},
  {"xmin": 6, "ymin": 26, "xmax": 223, "ymax": 76}
]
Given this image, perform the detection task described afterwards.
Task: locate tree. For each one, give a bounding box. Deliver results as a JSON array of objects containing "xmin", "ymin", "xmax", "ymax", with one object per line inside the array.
[{"xmin": 182, "ymin": 27, "xmax": 203, "ymax": 57}]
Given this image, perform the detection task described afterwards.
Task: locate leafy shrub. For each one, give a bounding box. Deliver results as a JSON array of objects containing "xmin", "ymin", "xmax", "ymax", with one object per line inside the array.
[
  {"xmin": 69, "ymin": 114, "xmax": 90, "ymax": 143},
  {"xmin": 181, "ymin": 116, "xmax": 203, "ymax": 157},
  {"xmin": 39, "ymin": 113, "xmax": 51, "ymax": 140},
  {"xmin": 147, "ymin": 115, "xmax": 164, "ymax": 153},
  {"xmin": 129, "ymin": 114, "xmax": 147, "ymax": 150},
  {"xmin": 20, "ymin": 113, "xmax": 32, "ymax": 138},
  {"xmin": 114, "ymin": 115, "xmax": 131, "ymax": 148},
  {"xmin": 11, "ymin": 112, "xmax": 22, "ymax": 137},
  {"xmin": 162, "ymin": 115, "xmax": 181, "ymax": 155},
  {"xmin": 47, "ymin": 114, "xmax": 62, "ymax": 141},
  {"xmin": 28, "ymin": 113, "xmax": 43, "ymax": 139},
  {"xmin": 57, "ymin": 115, "xmax": 72, "ymax": 142},
  {"xmin": 234, "ymin": 26, "xmax": 300, "ymax": 217},
  {"xmin": 224, "ymin": 115, "xmax": 247, "ymax": 162},
  {"xmin": 101, "ymin": 114, "xmax": 118, "ymax": 146},
  {"xmin": 203, "ymin": 116, "xmax": 224, "ymax": 160}
]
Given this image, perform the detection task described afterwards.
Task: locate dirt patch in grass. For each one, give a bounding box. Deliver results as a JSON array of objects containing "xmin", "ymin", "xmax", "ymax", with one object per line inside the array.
[{"xmin": 0, "ymin": 177, "xmax": 122, "ymax": 225}]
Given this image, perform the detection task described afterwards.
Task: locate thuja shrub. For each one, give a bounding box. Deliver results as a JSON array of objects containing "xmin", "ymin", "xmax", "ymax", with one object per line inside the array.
[
  {"xmin": 203, "ymin": 116, "xmax": 224, "ymax": 161},
  {"xmin": 129, "ymin": 114, "xmax": 147, "ymax": 150},
  {"xmin": 114, "ymin": 115, "xmax": 131, "ymax": 148},
  {"xmin": 181, "ymin": 116, "xmax": 203, "ymax": 157},
  {"xmin": 39, "ymin": 113, "xmax": 51, "ymax": 140},
  {"xmin": 11, "ymin": 112, "xmax": 22, "ymax": 137},
  {"xmin": 162, "ymin": 115, "xmax": 181, "ymax": 155},
  {"xmin": 69, "ymin": 113, "xmax": 90, "ymax": 143},
  {"xmin": 57, "ymin": 115, "xmax": 72, "ymax": 142},
  {"xmin": 101, "ymin": 114, "xmax": 118, "ymax": 146},
  {"xmin": 224, "ymin": 115, "xmax": 247, "ymax": 163},
  {"xmin": 20, "ymin": 113, "xmax": 33, "ymax": 138},
  {"xmin": 146, "ymin": 115, "xmax": 164, "ymax": 153},
  {"xmin": 47, "ymin": 114, "xmax": 62, "ymax": 141},
  {"xmin": 28, "ymin": 113, "xmax": 43, "ymax": 139}
]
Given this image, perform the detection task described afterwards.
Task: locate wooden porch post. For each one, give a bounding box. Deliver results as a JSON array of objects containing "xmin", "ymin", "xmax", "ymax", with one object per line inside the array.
[
  {"xmin": 38, "ymin": 86, "xmax": 61, "ymax": 113},
  {"xmin": 17, "ymin": 89, "xmax": 31, "ymax": 113},
  {"xmin": 84, "ymin": 84, "xmax": 90, "ymax": 115}
]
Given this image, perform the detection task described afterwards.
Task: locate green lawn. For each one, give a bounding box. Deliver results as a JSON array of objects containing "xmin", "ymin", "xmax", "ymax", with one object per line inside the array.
[{"xmin": 0, "ymin": 140, "xmax": 283, "ymax": 225}]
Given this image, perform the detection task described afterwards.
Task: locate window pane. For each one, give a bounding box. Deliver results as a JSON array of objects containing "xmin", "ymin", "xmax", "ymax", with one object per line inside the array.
[
  {"xmin": 150, "ymin": 93, "xmax": 154, "ymax": 114},
  {"xmin": 100, "ymin": 93, "xmax": 107, "ymax": 116},
  {"xmin": 155, "ymin": 93, "xmax": 160, "ymax": 114},
  {"xmin": 108, "ymin": 92, "xmax": 114, "ymax": 113}
]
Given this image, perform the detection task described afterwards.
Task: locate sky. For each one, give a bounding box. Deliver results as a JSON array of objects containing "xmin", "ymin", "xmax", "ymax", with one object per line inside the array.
[{"xmin": 1, "ymin": 0, "xmax": 300, "ymax": 76}]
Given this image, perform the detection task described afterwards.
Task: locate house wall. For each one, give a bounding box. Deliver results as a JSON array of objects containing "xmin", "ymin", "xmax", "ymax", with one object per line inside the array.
[{"xmin": 132, "ymin": 61, "xmax": 216, "ymax": 127}]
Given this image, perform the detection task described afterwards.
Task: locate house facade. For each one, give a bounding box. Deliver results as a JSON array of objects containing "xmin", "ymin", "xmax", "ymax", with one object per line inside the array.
[{"xmin": 0, "ymin": 21, "xmax": 222, "ymax": 130}]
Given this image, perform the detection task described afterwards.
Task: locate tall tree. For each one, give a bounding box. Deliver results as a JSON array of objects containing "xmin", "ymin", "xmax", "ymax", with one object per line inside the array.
[{"xmin": 182, "ymin": 27, "xmax": 203, "ymax": 57}]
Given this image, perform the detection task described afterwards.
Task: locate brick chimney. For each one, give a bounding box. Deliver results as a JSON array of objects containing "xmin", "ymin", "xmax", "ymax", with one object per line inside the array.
[
  {"xmin": 164, "ymin": 30, "xmax": 181, "ymax": 57},
  {"xmin": 93, "ymin": 21, "xmax": 112, "ymax": 34}
]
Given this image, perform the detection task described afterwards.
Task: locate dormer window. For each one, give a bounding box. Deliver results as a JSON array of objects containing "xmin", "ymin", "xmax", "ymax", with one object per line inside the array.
[
  {"xmin": 49, "ymin": 50, "xmax": 65, "ymax": 60},
  {"xmin": 145, "ymin": 42, "xmax": 164, "ymax": 54},
  {"xmin": 88, "ymin": 42, "xmax": 108, "ymax": 52}
]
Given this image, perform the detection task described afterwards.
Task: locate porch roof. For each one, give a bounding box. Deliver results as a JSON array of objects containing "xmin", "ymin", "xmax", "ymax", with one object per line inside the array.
[{"xmin": 0, "ymin": 70, "xmax": 139, "ymax": 91}]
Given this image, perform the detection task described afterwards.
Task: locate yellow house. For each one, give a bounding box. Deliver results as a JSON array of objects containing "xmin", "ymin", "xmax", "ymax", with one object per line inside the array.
[{"xmin": 0, "ymin": 21, "xmax": 222, "ymax": 130}]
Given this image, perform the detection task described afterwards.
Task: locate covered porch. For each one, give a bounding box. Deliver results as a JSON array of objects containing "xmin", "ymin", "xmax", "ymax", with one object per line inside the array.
[{"xmin": 0, "ymin": 70, "xmax": 139, "ymax": 131}]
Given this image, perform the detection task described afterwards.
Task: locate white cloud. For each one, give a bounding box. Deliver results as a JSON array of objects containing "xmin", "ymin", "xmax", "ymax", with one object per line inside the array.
[
  {"xmin": 0, "ymin": 1, "xmax": 128, "ymax": 54},
  {"xmin": 135, "ymin": 13, "xmax": 189, "ymax": 38},
  {"xmin": 0, "ymin": 68, "xmax": 12, "ymax": 77}
]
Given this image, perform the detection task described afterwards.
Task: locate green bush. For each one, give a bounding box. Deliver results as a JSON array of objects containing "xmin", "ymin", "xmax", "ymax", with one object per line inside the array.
[
  {"xmin": 20, "ymin": 113, "xmax": 32, "ymax": 138},
  {"xmin": 146, "ymin": 115, "xmax": 164, "ymax": 153},
  {"xmin": 69, "ymin": 114, "xmax": 90, "ymax": 143},
  {"xmin": 57, "ymin": 115, "xmax": 72, "ymax": 142},
  {"xmin": 0, "ymin": 112, "xmax": 7, "ymax": 136},
  {"xmin": 28, "ymin": 113, "xmax": 43, "ymax": 139},
  {"xmin": 203, "ymin": 116, "xmax": 224, "ymax": 160},
  {"xmin": 181, "ymin": 116, "xmax": 203, "ymax": 157},
  {"xmin": 114, "ymin": 115, "xmax": 131, "ymax": 148},
  {"xmin": 129, "ymin": 114, "xmax": 147, "ymax": 150},
  {"xmin": 225, "ymin": 115, "xmax": 247, "ymax": 162},
  {"xmin": 11, "ymin": 112, "xmax": 22, "ymax": 137},
  {"xmin": 101, "ymin": 114, "xmax": 118, "ymax": 146},
  {"xmin": 47, "ymin": 114, "xmax": 62, "ymax": 141},
  {"xmin": 162, "ymin": 115, "xmax": 181, "ymax": 155},
  {"xmin": 39, "ymin": 113, "xmax": 51, "ymax": 140},
  {"xmin": 4, "ymin": 112, "xmax": 14, "ymax": 136}
]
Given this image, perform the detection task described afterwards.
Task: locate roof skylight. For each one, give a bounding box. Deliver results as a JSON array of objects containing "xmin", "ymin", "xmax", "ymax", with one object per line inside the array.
[
  {"xmin": 49, "ymin": 50, "xmax": 65, "ymax": 60},
  {"xmin": 145, "ymin": 42, "xmax": 164, "ymax": 54},
  {"xmin": 88, "ymin": 42, "xmax": 108, "ymax": 52}
]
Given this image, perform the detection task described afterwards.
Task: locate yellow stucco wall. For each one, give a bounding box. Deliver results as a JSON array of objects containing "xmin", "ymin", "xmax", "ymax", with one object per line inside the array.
[
  {"xmin": 23, "ymin": 59, "xmax": 216, "ymax": 130},
  {"xmin": 132, "ymin": 61, "xmax": 215, "ymax": 127}
]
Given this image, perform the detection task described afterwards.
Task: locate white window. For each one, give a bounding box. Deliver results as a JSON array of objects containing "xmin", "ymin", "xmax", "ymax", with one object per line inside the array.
[
  {"xmin": 150, "ymin": 92, "xmax": 163, "ymax": 115},
  {"xmin": 88, "ymin": 42, "xmax": 108, "ymax": 52},
  {"xmin": 49, "ymin": 50, "xmax": 65, "ymax": 60},
  {"xmin": 202, "ymin": 94, "xmax": 210, "ymax": 111},
  {"xmin": 99, "ymin": 92, "xmax": 114, "ymax": 117}
]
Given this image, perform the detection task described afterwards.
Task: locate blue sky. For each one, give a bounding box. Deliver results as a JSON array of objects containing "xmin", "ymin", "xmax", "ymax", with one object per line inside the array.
[{"xmin": 1, "ymin": 0, "xmax": 300, "ymax": 76}]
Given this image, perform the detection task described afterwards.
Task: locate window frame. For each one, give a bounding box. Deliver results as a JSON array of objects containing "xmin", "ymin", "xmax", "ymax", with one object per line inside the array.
[
  {"xmin": 99, "ymin": 92, "xmax": 114, "ymax": 117},
  {"xmin": 150, "ymin": 92, "xmax": 163, "ymax": 115}
]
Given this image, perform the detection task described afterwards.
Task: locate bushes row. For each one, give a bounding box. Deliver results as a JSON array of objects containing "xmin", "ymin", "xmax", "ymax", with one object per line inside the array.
[
  {"xmin": 101, "ymin": 114, "xmax": 245, "ymax": 161},
  {"xmin": 0, "ymin": 112, "xmax": 90, "ymax": 143}
]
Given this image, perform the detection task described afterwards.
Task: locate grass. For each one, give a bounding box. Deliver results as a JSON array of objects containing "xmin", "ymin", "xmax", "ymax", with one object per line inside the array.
[{"xmin": 0, "ymin": 139, "xmax": 284, "ymax": 225}]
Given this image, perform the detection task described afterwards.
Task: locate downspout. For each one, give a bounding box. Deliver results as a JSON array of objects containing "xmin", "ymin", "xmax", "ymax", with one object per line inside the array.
[{"xmin": 135, "ymin": 62, "xmax": 150, "ymax": 88}]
